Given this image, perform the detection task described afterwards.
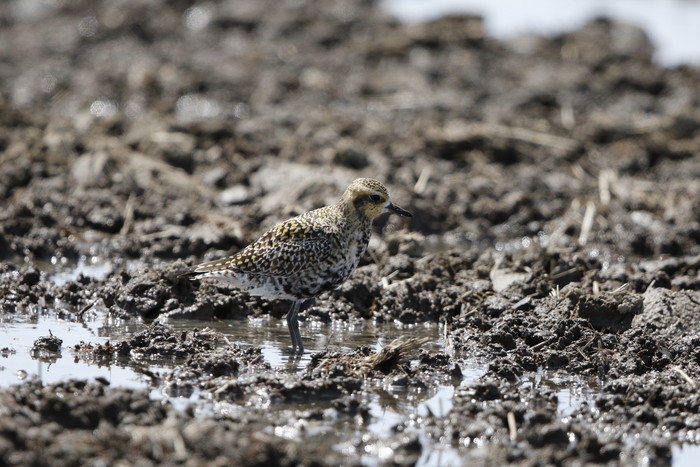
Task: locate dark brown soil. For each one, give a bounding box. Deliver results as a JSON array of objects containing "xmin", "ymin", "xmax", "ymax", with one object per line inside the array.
[{"xmin": 2, "ymin": 0, "xmax": 700, "ymax": 465}]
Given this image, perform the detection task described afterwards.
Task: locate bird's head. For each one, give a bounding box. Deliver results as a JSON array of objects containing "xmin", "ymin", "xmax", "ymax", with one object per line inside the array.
[{"xmin": 340, "ymin": 178, "xmax": 413, "ymax": 221}]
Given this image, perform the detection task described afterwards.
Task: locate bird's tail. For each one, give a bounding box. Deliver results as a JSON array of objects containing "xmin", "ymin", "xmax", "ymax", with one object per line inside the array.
[{"xmin": 176, "ymin": 267, "xmax": 200, "ymax": 279}]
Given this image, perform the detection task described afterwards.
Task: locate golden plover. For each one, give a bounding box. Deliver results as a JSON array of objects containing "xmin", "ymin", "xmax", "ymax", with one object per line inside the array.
[{"xmin": 178, "ymin": 178, "xmax": 412, "ymax": 354}]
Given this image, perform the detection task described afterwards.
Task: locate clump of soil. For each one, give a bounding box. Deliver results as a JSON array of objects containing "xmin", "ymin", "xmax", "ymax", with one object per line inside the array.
[
  {"xmin": 32, "ymin": 335, "xmax": 62, "ymax": 353},
  {"xmin": 0, "ymin": 379, "xmax": 350, "ymax": 466},
  {"xmin": 31, "ymin": 334, "xmax": 63, "ymax": 362}
]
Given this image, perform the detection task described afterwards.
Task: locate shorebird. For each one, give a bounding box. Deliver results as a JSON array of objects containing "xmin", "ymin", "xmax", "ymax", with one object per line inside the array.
[{"xmin": 178, "ymin": 178, "xmax": 412, "ymax": 354}]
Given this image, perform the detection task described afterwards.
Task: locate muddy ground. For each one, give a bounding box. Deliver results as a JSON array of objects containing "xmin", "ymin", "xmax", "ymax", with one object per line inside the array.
[{"xmin": 2, "ymin": 0, "xmax": 700, "ymax": 465}]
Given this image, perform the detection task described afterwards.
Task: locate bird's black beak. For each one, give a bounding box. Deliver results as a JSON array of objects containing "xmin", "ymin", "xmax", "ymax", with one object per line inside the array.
[{"xmin": 387, "ymin": 202, "xmax": 413, "ymax": 217}]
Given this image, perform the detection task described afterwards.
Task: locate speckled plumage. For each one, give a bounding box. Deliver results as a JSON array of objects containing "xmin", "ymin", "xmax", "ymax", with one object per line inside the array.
[{"xmin": 179, "ymin": 178, "xmax": 413, "ymax": 353}]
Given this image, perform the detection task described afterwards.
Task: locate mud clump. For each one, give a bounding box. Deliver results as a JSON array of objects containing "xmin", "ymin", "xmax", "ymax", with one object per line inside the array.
[
  {"xmin": 32, "ymin": 335, "xmax": 62, "ymax": 353},
  {"xmin": 106, "ymin": 263, "xmax": 253, "ymax": 320},
  {"xmin": 306, "ymin": 336, "xmax": 429, "ymax": 379},
  {"xmin": 0, "ymin": 380, "xmax": 337, "ymax": 466},
  {"xmin": 31, "ymin": 334, "xmax": 63, "ymax": 362},
  {"xmin": 570, "ymin": 290, "xmax": 643, "ymax": 332}
]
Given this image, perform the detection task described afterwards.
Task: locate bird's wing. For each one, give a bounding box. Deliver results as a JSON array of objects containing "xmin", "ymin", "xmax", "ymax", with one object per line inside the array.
[{"xmin": 191, "ymin": 218, "xmax": 337, "ymax": 278}]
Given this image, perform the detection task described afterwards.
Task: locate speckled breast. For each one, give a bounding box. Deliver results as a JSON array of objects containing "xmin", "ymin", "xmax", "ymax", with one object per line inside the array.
[{"xmin": 283, "ymin": 226, "xmax": 371, "ymax": 299}]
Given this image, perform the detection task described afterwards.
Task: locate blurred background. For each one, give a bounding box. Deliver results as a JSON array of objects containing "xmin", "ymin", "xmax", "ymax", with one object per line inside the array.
[
  {"xmin": 385, "ymin": 0, "xmax": 700, "ymax": 66},
  {"xmin": 2, "ymin": 0, "xmax": 700, "ymax": 270}
]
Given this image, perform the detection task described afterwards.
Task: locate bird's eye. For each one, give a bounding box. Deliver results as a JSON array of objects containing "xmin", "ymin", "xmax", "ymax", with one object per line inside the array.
[{"xmin": 369, "ymin": 194, "xmax": 382, "ymax": 203}]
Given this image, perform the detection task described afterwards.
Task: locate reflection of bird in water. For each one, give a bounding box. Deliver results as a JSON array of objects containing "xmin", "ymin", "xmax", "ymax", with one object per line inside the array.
[{"xmin": 179, "ymin": 178, "xmax": 412, "ymax": 354}]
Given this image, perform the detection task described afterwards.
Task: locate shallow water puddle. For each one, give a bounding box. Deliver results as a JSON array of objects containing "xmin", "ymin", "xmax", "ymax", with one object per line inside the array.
[
  {"xmin": 164, "ymin": 318, "xmax": 472, "ymax": 465},
  {"xmin": 0, "ymin": 310, "xmax": 147, "ymax": 388},
  {"xmin": 2, "ymin": 310, "xmax": 698, "ymax": 464},
  {"xmin": 166, "ymin": 318, "xmax": 448, "ymax": 368},
  {"xmin": 364, "ymin": 384, "xmax": 465, "ymax": 467},
  {"xmin": 525, "ymin": 370, "xmax": 600, "ymax": 417},
  {"xmin": 45, "ymin": 255, "xmax": 113, "ymax": 287}
]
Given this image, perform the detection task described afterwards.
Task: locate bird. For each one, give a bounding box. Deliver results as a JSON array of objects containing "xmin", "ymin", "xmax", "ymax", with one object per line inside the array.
[{"xmin": 178, "ymin": 178, "xmax": 413, "ymax": 354}]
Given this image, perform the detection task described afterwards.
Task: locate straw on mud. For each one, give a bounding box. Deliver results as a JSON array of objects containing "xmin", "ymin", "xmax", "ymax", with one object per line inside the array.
[
  {"xmin": 220, "ymin": 333, "xmax": 233, "ymax": 347},
  {"xmin": 120, "ymin": 193, "xmax": 136, "ymax": 236},
  {"xmin": 477, "ymin": 123, "xmax": 579, "ymax": 151},
  {"xmin": 578, "ymin": 200, "xmax": 596, "ymax": 245},
  {"xmin": 461, "ymin": 305, "xmax": 476, "ymax": 318},
  {"xmin": 414, "ymin": 165, "xmax": 431, "ymax": 194},
  {"xmin": 552, "ymin": 268, "xmax": 578, "ymax": 282},
  {"xmin": 571, "ymin": 163, "xmax": 587, "ymax": 180},
  {"xmin": 672, "ymin": 366, "xmax": 697, "ymax": 388},
  {"xmin": 598, "ymin": 170, "xmax": 614, "ymax": 206},
  {"xmin": 141, "ymin": 226, "xmax": 185, "ymax": 241},
  {"xmin": 77, "ymin": 300, "xmax": 98, "ymax": 319},
  {"xmin": 175, "ymin": 433, "xmax": 188, "ymax": 461},
  {"xmin": 381, "ymin": 270, "xmax": 400, "ymax": 289},
  {"xmin": 367, "ymin": 247, "xmax": 382, "ymax": 267},
  {"xmin": 121, "ymin": 152, "xmax": 214, "ymax": 197},
  {"xmin": 364, "ymin": 336, "xmax": 429, "ymax": 369},
  {"xmin": 432, "ymin": 121, "xmax": 579, "ymax": 153},
  {"xmin": 312, "ymin": 336, "xmax": 430, "ymax": 378},
  {"xmin": 644, "ymin": 279, "xmax": 657, "ymax": 294},
  {"xmin": 531, "ymin": 337, "xmax": 556, "ymax": 351},
  {"xmin": 549, "ymin": 284, "xmax": 560, "ymax": 300},
  {"xmin": 560, "ymin": 98, "xmax": 575, "ymax": 129},
  {"xmin": 547, "ymin": 198, "xmax": 580, "ymax": 246},
  {"xmin": 507, "ymin": 411, "xmax": 517, "ymax": 442}
]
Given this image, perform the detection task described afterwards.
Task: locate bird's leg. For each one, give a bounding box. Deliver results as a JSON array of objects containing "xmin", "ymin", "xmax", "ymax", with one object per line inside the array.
[
  {"xmin": 294, "ymin": 299, "xmax": 316, "ymax": 353},
  {"xmin": 292, "ymin": 311, "xmax": 303, "ymax": 354},
  {"xmin": 286, "ymin": 300, "xmax": 304, "ymax": 354},
  {"xmin": 285, "ymin": 301, "xmax": 298, "ymax": 352}
]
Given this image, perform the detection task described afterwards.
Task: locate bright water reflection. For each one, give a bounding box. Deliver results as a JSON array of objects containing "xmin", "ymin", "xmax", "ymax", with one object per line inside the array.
[
  {"xmin": 49, "ymin": 256, "xmax": 112, "ymax": 286},
  {"xmin": 0, "ymin": 310, "xmax": 147, "ymax": 388},
  {"xmin": 165, "ymin": 317, "xmax": 447, "ymax": 371}
]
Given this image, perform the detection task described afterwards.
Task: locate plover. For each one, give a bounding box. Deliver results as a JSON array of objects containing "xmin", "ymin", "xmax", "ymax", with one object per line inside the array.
[{"xmin": 178, "ymin": 178, "xmax": 412, "ymax": 354}]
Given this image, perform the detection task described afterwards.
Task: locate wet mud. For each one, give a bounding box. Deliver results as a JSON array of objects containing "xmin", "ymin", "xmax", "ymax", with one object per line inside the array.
[{"xmin": 2, "ymin": 0, "xmax": 700, "ymax": 465}]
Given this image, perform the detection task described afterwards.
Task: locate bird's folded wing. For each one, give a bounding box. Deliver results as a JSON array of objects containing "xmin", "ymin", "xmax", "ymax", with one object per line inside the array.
[{"xmin": 192, "ymin": 223, "xmax": 337, "ymax": 277}]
